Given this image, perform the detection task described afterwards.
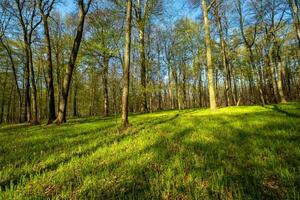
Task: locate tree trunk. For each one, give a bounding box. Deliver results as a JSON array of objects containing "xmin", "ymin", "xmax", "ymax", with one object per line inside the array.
[
  {"xmin": 24, "ymin": 46, "xmax": 32, "ymax": 123},
  {"xmin": 73, "ymin": 84, "xmax": 78, "ymax": 117},
  {"xmin": 55, "ymin": 23, "xmax": 62, "ymax": 114},
  {"xmin": 0, "ymin": 40, "xmax": 23, "ymax": 122},
  {"xmin": 28, "ymin": 43, "xmax": 39, "ymax": 124},
  {"xmin": 276, "ymin": 46, "xmax": 287, "ymax": 103},
  {"xmin": 0, "ymin": 67, "xmax": 8, "ymax": 123},
  {"xmin": 157, "ymin": 44, "xmax": 162, "ymax": 110},
  {"xmin": 6, "ymin": 86, "xmax": 14, "ymax": 123},
  {"xmin": 288, "ymin": 0, "xmax": 300, "ymax": 47},
  {"xmin": 121, "ymin": 0, "xmax": 132, "ymax": 128},
  {"xmin": 198, "ymin": 66, "xmax": 203, "ymax": 107},
  {"xmin": 202, "ymin": 0, "xmax": 217, "ymax": 110},
  {"xmin": 182, "ymin": 64, "xmax": 187, "ymax": 109},
  {"xmin": 56, "ymin": 48, "xmax": 62, "ymax": 113},
  {"xmin": 103, "ymin": 55, "xmax": 109, "ymax": 117},
  {"xmin": 167, "ymin": 62, "xmax": 173, "ymax": 109},
  {"xmin": 138, "ymin": 20, "xmax": 148, "ymax": 112},
  {"xmin": 15, "ymin": 0, "xmax": 33, "ymax": 123},
  {"xmin": 268, "ymin": 46, "xmax": 279, "ymax": 103},
  {"xmin": 55, "ymin": 0, "xmax": 90, "ymax": 124},
  {"xmin": 248, "ymin": 48, "xmax": 265, "ymax": 106},
  {"xmin": 40, "ymin": 13, "xmax": 56, "ymax": 124},
  {"xmin": 233, "ymin": 76, "xmax": 238, "ymax": 105},
  {"xmin": 172, "ymin": 70, "xmax": 179, "ymax": 109},
  {"xmin": 215, "ymin": 12, "xmax": 231, "ymax": 106}
]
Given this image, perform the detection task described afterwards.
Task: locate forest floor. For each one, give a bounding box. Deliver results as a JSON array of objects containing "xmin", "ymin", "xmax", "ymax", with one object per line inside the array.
[{"xmin": 0, "ymin": 103, "xmax": 300, "ymax": 199}]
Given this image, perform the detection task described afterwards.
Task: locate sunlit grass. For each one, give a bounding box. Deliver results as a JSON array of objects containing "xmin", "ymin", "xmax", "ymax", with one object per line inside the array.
[{"xmin": 0, "ymin": 103, "xmax": 299, "ymax": 199}]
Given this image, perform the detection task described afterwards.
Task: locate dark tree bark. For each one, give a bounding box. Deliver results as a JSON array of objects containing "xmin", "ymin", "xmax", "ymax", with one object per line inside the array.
[
  {"xmin": 73, "ymin": 84, "xmax": 78, "ymax": 117},
  {"xmin": 157, "ymin": 43, "xmax": 162, "ymax": 110},
  {"xmin": 15, "ymin": 0, "xmax": 41, "ymax": 124},
  {"xmin": 135, "ymin": 0, "xmax": 148, "ymax": 113},
  {"xmin": 6, "ymin": 85, "xmax": 14, "ymax": 123},
  {"xmin": 55, "ymin": 0, "xmax": 91, "ymax": 124},
  {"xmin": 172, "ymin": 67, "xmax": 180, "ymax": 109},
  {"xmin": 103, "ymin": 55, "xmax": 109, "ymax": 117},
  {"xmin": 0, "ymin": 39, "xmax": 23, "ymax": 123},
  {"xmin": 38, "ymin": 0, "xmax": 56, "ymax": 124},
  {"xmin": 53, "ymin": 16, "xmax": 63, "ymax": 114},
  {"xmin": 0, "ymin": 67, "xmax": 8, "ymax": 123},
  {"xmin": 28, "ymin": 42, "xmax": 39, "ymax": 124}
]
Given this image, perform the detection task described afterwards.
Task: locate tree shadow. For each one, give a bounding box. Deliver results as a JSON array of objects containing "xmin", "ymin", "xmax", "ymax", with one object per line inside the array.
[
  {"xmin": 2, "ymin": 105, "xmax": 300, "ymax": 199},
  {"xmin": 265, "ymin": 104, "xmax": 300, "ymax": 118},
  {"xmin": 83, "ymin": 108, "xmax": 300, "ymax": 199},
  {"xmin": 0, "ymin": 123, "xmax": 32, "ymax": 134}
]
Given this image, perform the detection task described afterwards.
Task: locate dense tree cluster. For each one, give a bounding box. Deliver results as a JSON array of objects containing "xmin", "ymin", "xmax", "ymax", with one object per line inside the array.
[{"xmin": 0, "ymin": 0, "xmax": 299, "ymax": 126}]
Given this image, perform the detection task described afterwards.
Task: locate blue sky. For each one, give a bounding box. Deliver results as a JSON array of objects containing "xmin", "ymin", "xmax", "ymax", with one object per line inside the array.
[
  {"xmin": 57, "ymin": 0, "xmax": 199, "ymax": 22},
  {"xmin": 56, "ymin": 0, "xmax": 75, "ymax": 16}
]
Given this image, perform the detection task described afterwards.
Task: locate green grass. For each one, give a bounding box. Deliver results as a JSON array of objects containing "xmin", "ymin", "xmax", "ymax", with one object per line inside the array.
[{"xmin": 0, "ymin": 103, "xmax": 300, "ymax": 199}]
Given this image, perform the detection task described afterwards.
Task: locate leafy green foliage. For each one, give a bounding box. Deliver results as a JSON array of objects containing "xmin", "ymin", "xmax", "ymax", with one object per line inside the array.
[{"xmin": 0, "ymin": 103, "xmax": 299, "ymax": 199}]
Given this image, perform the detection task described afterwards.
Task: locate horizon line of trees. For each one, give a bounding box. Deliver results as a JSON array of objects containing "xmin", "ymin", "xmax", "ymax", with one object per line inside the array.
[{"xmin": 0, "ymin": 0, "xmax": 299, "ymax": 127}]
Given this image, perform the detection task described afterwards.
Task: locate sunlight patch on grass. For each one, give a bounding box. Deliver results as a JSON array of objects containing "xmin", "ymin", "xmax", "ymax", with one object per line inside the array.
[{"xmin": 0, "ymin": 103, "xmax": 299, "ymax": 199}]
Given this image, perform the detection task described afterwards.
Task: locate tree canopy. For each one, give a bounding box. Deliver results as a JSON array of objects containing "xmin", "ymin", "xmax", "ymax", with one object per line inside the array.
[{"xmin": 0, "ymin": 0, "xmax": 299, "ymax": 125}]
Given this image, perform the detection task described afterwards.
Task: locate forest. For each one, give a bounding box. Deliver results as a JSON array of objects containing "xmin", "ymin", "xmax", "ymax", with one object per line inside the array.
[{"xmin": 0, "ymin": 0, "xmax": 299, "ymax": 199}]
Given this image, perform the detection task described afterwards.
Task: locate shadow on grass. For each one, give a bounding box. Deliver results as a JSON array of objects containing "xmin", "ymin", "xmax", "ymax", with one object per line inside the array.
[
  {"xmin": 67, "ymin": 116, "xmax": 115, "ymax": 125},
  {"xmin": 266, "ymin": 104, "xmax": 300, "ymax": 118},
  {"xmin": 77, "ymin": 108, "xmax": 300, "ymax": 199},
  {"xmin": 0, "ymin": 123, "xmax": 32, "ymax": 134},
  {"xmin": 2, "ymin": 105, "xmax": 300, "ymax": 199},
  {"xmin": 0, "ymin": 123, "xmax": 119, "ymax": 191},
  {"xmin": 0, "ymin": 113, "xmax": 182, "ymax": 193}
]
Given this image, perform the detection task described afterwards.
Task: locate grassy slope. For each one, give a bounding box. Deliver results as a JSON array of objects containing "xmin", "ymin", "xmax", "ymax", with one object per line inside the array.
[{"xmin": 0, "ymin": 103, "xmax": 299, "ymax": 199}]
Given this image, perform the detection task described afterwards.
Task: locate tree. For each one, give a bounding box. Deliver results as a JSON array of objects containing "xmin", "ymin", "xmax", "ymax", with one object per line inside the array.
[
  {"xmin": 1, "ymin": 0, "xmax": 299, "ymax": 125},
  {"xmin": 38, "ymin": 0, "xmax": 56, "ymax": 124},
  {"xmin": 260, "ymin": 0, "xmax": 288, "ymax": 103},
  {"xmin": 54, "ymin": 0, "xmax": 91, "ymax": 124},
  {"xmin": 287, "ymin": 0, "xmax": 300, "ymax": 47},
  {"xmin": 85, "ymin": 3, "xmax": 123, "ymax": 117},
  {"xmin": 274, "ymin": 38, "xmax": 288, "ymax": 103},
  {"xmin": 202, "ymin": 0, "xmax": 217, "ymax": 110},
  {"xmin": 15, "ymin": 0, "xmax": 42, "ymax": 124},
  {"xmin": 236, "ymin": 0, "xmax": 266, "ymax": 106},
  {"xmin": 0, "ymin": 4, "xmax": 22, "ymax": 122},
  {"xmin": 287, "ymin": 0, "xmax": 300, "ymax": 90},
  {"xmin": 212, "ymin": 0, "xmax": 233, "ymax": 106},
  {"xmin": 133, "ymin": 0, "xmax": 162, "ymax": 112},
  {"xmin": 121, "ymin": 0, "xmax": 133, "ymax": 128}
]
